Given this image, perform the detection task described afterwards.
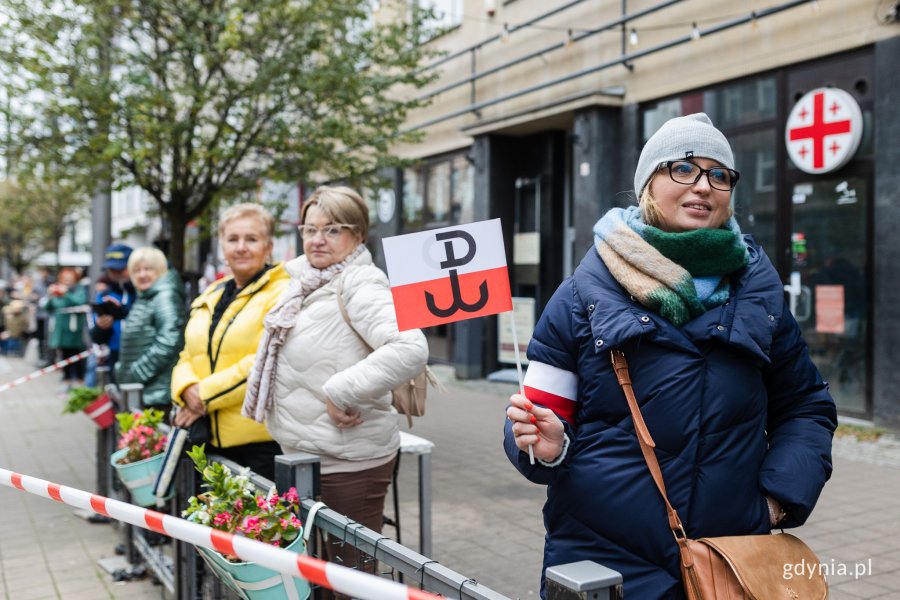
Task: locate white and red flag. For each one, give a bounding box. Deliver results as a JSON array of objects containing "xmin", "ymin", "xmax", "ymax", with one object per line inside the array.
[
  {"xmin": 382, "ymin": 219, "xmax": 512, "ymax": 331},
  {"xmin": 523, "ymin": 361, "xmax": 578, "ymax": 425}
]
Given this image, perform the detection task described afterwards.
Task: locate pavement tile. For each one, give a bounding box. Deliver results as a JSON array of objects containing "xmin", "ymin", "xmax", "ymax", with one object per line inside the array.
[
  {"xmin": 7, "ymin": 584, "xmax": 60, "ymax": 600},
  {"xmin": 0, "ymin": 356, "xmax": 160, "ymax": 599}
]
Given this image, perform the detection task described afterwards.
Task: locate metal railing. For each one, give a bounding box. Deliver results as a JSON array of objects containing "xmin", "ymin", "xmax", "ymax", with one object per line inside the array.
[{"xmin": 101, "ymin": 382, "xmax": 622, "ymax": 599}]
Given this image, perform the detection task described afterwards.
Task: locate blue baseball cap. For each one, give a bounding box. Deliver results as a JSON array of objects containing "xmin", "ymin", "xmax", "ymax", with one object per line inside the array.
[{"xmin": 102, "ymin": 243, "xmax": 133, "ymax": 270}]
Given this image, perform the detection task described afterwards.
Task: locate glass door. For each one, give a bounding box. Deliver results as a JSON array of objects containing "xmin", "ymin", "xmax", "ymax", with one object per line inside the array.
[{"xmin": 786, "ymin": 175, "xmax": 870, "ymax": 415}]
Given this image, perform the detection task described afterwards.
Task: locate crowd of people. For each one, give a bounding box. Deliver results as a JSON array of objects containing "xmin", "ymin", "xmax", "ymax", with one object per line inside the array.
[
  {"xmin": 1, "ymin": 186, "xmax": 427, "ymax": 592},
  {"xmin": 0, "ymin": 125, "xmax": 837, "ymax": 596}
]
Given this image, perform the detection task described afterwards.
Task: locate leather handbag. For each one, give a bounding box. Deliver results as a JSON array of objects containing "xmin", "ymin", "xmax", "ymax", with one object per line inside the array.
[
  {"xmin": 610, "ymin": 349, "xmax": 828, "ymax": 600},
  {"xmin": 334, "ymin": 278, "xmax": 439, "ymax": 427}
]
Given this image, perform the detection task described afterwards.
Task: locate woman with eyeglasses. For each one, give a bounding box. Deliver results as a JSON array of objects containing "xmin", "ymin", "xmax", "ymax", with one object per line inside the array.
[
  {"xmin": 171, "ymin": 203, "xmax": 290, "ymax": 480},
  {"xmin": 243, "ymin": 185, "xmax": 428, "ymax": 588},
  {"xmin": 504, "ymin": 114, "xmax": 836, "ymax": 598}
]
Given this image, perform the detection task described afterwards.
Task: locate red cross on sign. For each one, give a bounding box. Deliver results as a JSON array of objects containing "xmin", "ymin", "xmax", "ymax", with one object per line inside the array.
[{"xmin": 785, "ymin": 87, "xmax": 863, "ymax": 175}]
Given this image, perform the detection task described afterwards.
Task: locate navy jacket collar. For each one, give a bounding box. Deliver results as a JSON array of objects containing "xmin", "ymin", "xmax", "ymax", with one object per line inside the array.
[{"xmin": 572, "ymin": 237, "xmax": 781, "ymax": 363}]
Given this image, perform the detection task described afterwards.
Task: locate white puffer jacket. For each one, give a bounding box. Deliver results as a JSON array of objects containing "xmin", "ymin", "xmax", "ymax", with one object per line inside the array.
[{"xmin": 266, "ymin": 249, "xmax": 429, "ymax": 462}]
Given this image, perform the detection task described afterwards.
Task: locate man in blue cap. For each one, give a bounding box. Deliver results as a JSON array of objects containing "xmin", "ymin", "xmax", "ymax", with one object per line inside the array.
[{"xmin": 88, "ymin": 243, "xmax": 136, "ymax": 382}]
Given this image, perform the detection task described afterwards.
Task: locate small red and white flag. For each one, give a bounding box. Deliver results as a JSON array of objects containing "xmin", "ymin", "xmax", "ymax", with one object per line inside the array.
[
  {"xmin": 523, "ymin": 361, "xmax": 578, "ymax": 425},
  {"xmin": 382, "ymin": 219, "xmax": 512, "ymax": 331}
]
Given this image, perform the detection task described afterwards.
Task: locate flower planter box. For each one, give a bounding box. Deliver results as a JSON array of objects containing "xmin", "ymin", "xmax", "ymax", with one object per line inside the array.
[
  {"xmin": 196, "ymin": 535, "xmax": 310, "ymax": 600},
  {"xmin": 83, "ymin": 393, "xmax": 115, "ymax": 429},
  {"xmin": 110, "ymin": 447, "xmax": 173, "ymax": 507}
]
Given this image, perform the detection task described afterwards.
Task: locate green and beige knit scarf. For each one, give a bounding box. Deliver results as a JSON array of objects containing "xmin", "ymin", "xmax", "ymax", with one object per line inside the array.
[{"xmin": 592, "ymin": 206, "xmax": 749, "ymax": 326}]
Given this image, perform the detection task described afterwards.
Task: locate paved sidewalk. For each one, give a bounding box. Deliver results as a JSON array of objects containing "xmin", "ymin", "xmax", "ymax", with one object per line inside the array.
[
  {"xmin": 0, "ymin": 354, "xmax": 898, "ymax": 599},
  {"xmin": 0, "ymin": 356, "xmax": 163, "ymax": 599}
]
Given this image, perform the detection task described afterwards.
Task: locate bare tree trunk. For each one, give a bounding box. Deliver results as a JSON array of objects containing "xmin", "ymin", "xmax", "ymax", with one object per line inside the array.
[{"xmin": 164, "ymin": 203, "xmax": 188, "ymax": 273}]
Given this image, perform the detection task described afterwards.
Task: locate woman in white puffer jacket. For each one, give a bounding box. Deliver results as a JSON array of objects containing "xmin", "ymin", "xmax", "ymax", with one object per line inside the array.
[{"xmin": 243, "ymin": 185, "xmax": 428, "ymax": 582}]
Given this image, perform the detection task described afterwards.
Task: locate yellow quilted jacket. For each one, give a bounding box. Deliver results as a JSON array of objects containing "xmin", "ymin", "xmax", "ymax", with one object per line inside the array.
[{"xmin": 171, "ymin": 263, "xmax": 289, "ymax": 448}]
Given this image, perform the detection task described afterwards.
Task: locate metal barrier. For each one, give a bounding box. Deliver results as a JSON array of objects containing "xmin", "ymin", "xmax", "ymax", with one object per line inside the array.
[
  {"xmin": 102, "ymin": 383, "xmax": 622, "ymax": 600},
  {"xmin": 101, "ymin": 380, "xmax": 177, "ymax": 592}
]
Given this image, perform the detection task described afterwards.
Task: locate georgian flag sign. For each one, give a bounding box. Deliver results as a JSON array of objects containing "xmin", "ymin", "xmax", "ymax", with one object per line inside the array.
[
  {"xmin": 785, "ymin": 87, "xmax": 863, "ymax": 175},
  {"xmin": 382, "ymin": 219, "xmax": 512, "ymax": 331}
]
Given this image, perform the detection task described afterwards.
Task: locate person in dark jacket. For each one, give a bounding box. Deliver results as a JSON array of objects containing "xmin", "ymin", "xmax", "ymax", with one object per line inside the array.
[
  {"xmin": 89, "ymin": 243, "xmax": 136, "ymax": 383},
  {"xmin": 109, "ymin": 247, "xmax": 185, "ymax": 415},
  {"xmin": 504, "ymin": 113, "xmax": 837, "ymax": 599},
  {"xmin": 44, "ymin": 267, "xmax": 89, "ymax": 389}
]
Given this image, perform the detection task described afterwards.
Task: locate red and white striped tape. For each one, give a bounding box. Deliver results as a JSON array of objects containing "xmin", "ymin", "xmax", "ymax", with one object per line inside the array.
[
  {"xmin": 0, "ymin": 468, "xmax": 443, "ymax": 600},
  {"xmin": 0, "ymin": 348, "xmax": 95, "ymax": 394}
]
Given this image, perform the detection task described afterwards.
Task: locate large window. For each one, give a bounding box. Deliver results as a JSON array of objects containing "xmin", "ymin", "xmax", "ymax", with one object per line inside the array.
[
  {"xmin": 414, "ymin": 0, "xmax": 462, "ymax": 30},
  {"xmin": 402, "ymin": 151, "xmax": 474, "ymax": 231}
]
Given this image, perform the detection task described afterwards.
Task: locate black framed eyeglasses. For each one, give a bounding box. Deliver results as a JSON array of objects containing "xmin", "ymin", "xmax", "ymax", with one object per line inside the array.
[{"xmin": 661, "ymin": 160, "xmax": 740, "ymax": 191}]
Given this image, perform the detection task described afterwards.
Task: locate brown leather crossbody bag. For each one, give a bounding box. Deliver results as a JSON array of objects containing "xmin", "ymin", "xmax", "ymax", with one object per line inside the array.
[{"xmin": 610, "ymin": 349, "xmax": 828, "ymax": 600}]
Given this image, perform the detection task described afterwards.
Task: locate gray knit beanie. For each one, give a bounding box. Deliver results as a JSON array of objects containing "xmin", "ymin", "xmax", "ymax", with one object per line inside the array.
[{"xmin": 633, "ymin": 113, "xmax": 735, "ymax": 199}]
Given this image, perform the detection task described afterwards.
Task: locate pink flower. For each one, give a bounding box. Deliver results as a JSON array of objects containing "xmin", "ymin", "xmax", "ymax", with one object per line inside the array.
[
  {"xmin": 214, "ymin": 512, "xmax": 232, "ymax": 527},
  {"xmin": 283, "ymin": 487, "xmax": 299, "ymax": 504},
  {"xmin": 241, "ymin": 516, "xmax": 262, "ymax": 535},
  {"xmin": 234, "ymin": 499, "xmax": 243, "ymax": 511},
  {"xmin": 273, "ymin": 540, "xmax": 281, "ymax": 547},
  {"xmin": 256, "ymin": 496, "xmax": 269, "ymax": 510}
]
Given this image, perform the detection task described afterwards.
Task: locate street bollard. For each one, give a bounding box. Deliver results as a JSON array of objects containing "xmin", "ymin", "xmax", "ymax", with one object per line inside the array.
[
  {"xmin": 275, "ymin": 452, "xmax": 321, "ymax": 501},
  {"xmin": 546, "ymin": 561, "xmax": 623, "ymax": 600},
  {"xmin": 118, "ymin": 382, "xmax": 144, "ymax": 412},
  {"xmin": 174, "ymin": 455, "xmax": 202, "ymax": 600}
]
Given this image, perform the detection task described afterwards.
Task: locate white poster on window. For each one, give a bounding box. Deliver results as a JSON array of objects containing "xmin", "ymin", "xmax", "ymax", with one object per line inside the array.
[{"xmin": 498, "ymin": 297, "xmax": 535, "ymax": 364}]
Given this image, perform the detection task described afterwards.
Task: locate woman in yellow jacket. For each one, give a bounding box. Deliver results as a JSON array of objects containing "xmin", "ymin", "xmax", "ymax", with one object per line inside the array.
[{"xmin": 171, "ymin": 203, "xmax": 289, "ymax": 479}]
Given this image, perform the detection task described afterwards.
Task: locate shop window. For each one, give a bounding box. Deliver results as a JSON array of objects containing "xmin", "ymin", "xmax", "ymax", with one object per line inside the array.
[
  {"xmin": 360, "ymin": 186, "xmax": 379, "ymax": 227},
  {"xmin": 401, "ymin": 151, "xmax": 474, "ymax": 231},
  {"xmin": 731, "ymin": 129, "xmax": 777, "ymax": 260},
  {"xmin": 710, "ymin": 77, "xmax": 777, "ymax": 128},
  {"xmin": 413, "ymin": 0, "xmax": 462, "ymax": 31},
  {"xmin": 451, "ymin": 154, "xmax": 475, "ymax": 223},
  {"xmin": 403, "ymin": 167, "xmax": 426, "ymax": 230},
  {"xmin": 427, "ymin": 161, "xmax": 451, "ymax": 223}
]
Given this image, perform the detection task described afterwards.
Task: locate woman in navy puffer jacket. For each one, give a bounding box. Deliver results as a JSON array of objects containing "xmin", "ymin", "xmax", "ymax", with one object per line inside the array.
[{"xmin": 504, "ymin": 113, "xmax": 837, "ymax": 599}]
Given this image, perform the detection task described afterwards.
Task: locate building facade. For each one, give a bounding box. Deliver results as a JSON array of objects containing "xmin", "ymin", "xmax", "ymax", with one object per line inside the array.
[{"xmin": 379, "ymin": 0, "xmax": 900, "ymax": 428}]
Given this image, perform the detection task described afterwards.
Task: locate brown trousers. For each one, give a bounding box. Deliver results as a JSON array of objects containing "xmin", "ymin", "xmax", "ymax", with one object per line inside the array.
[{"xmin": 319, "ymin": 455, "xmax": 397, "ymax": 599}]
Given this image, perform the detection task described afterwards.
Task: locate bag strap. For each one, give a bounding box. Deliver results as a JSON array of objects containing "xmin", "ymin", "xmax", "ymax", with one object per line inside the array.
[
  {"xmin": 610, "ymin": 349, "xmax": 688, "ymax": 538},
  {"xmin": 334, "ymin": 276, "xmax": 441, "ymax": 394},
  {"xmin": 334, "ymin": 276, "xmax": 374, "ymax": 353}
]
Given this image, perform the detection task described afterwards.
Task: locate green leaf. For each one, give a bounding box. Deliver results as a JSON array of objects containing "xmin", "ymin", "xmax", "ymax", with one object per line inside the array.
[{"xmin": 61, "ymin": 386, "xmax": 102, "ymax": 414}]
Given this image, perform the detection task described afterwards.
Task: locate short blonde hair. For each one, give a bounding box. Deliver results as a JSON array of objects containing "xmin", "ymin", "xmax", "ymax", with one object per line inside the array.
[
  {"xmin": 301, "ymin": 186, "xmax": 369, "ymax": 243},
  {"xmin": 218, "ymin": 203, "xmax": 276, "ymax": 239},
  {"xmin": 127, "ymin": 247, "xmax": 168, "ymax": 276}
]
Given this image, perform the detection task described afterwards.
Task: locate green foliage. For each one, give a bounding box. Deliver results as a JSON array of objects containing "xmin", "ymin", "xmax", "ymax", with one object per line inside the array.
[
  {"xmin": 62, "ymin": 386, "xmax": 103, "ymax": 414},
  {"xmin": 2, "ymin": 0, "xmax": 440, "ymax": 270},
  {"xmin": 114, "ymin": 408, "xmax": 168, "ymax": 464},
  {"xmin": 835, "ymin": 423, "xmax": 889, "ymax": 442},
  {"xmin": 0, "ymin": 178, "xmax": 87, "ymax": 272},
  {"xmin": 183, "ymin": 444, "xmax": 303, "ymax": 557}
]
